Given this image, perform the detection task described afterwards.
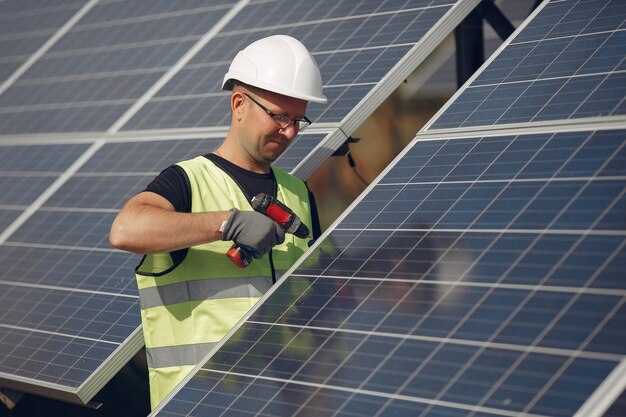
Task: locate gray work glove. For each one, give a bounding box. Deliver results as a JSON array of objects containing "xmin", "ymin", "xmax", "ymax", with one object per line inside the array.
[{"xmin": 221, "ymin": 208, "xmax": 285, "ymax": 258}]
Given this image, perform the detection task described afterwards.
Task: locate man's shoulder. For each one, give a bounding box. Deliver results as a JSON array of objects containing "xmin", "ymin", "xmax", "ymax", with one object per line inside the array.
[
  {"xmin": 272, "ymin": 166, "xmax": 305, "ymax": 186},
  {"xmin": 175, "ymin": 155, "xmax": 208, "ymax": 169}
]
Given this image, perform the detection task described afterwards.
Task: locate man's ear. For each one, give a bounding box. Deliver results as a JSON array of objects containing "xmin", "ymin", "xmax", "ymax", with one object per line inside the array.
[{"xmin": 231, "ymin": 91, "xmax": 245, "ymax": 121}]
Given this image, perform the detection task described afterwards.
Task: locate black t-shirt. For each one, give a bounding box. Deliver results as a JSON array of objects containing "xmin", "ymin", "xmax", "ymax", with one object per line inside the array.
[{"xmin": 143, "ymin": 153, "xmax": 322, "ymax": 239}]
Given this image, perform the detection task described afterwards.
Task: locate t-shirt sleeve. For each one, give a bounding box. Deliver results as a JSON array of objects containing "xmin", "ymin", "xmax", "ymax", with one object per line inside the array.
[{"xmin": 143, "ymin": 165, "xmax": 191, "ymax": 213}]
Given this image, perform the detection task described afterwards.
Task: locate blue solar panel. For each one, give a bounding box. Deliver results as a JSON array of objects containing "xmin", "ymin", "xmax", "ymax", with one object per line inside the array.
[
  {"xmin": 0, "ymin": 0, "xmax": 557, "ymax": 410},
  {"xmin": 154, "ymin": 133, "xmax": 626, "ymax": 417},
  {"xmin": 0, "ymin": 2, "xmax": 233, "ymax": 134},
  {"xmin": 432, "ymin": 0, "xmax": 626, "ymax": 128},
  {"xmin": 152, "ymin": 0, "xmax": 626, "ymax": 415},
  {"xmin": 0, "ymin": 1, "xmax": 86, "ymax": 83}
]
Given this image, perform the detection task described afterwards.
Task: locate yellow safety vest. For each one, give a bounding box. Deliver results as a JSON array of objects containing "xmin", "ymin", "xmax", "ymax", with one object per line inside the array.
[{"xmin": 135, "ymin": 156, "xmax": 312, "ymax": 409}]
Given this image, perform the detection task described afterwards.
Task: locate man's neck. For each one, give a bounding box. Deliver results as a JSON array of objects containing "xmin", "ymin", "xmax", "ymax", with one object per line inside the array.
[{"xmin": 213, "ymin": 145, "xmax": 271, "ymax": 174}]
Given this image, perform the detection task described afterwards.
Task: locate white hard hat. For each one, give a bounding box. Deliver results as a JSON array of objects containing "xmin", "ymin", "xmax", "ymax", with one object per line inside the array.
[{"xmin": 222, "ymin": 35, "xmax": 327, "ymax": 104}]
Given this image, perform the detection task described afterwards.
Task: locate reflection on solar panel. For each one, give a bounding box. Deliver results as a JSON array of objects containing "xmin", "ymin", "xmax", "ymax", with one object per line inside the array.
[
  {"xmin": 1, "ymin": 0, "xmax": 480, "ymax": 406},
  {"xmin": 152, "ymin": 0, "xmax": 626, "ymax": 415}
]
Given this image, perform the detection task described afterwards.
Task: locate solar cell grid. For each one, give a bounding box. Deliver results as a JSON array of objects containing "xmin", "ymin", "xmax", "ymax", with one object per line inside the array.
[
  {"xmin": 77, "ymin": 138, "xmax": 224, "ymax": 173},
  {"xmin": 0, "ymin": 175, "xmax": 56, "ymax": 206},
  {"xmin": 0, "ymin": 210, "xmax": 22, "ymax": 232},
  {"xmin": 0, "ymin": 2, "xmax": 232, "ymax": 135},
  {"xmin": 156, "ymin": 126, "xmax": 626, "ymax": 416},
  {"xmin": 431, "ymin": 0, "xmax": 626, "ymax": 129},
  {"xmin": 77, "ymin": 1, "xmax": 233, "ymax": 25},
  {"xmin": 0, "ymin": 135, "xmax": 239, "ymax": 402},
  {"xmin": 0, "ymin": 3, "xmax": 83, "ymax": 35},
  {"xmin": 0, "ymin": 245, "xmax": 138, "ymax": 295},
  {"xmin": 0, "ymin": 285, "xmax": 137, "ymax": 343},
  {"xmin": 273, "ymin": 133, "xmax": 331, "ymax": 173},
  {"xmin": 122, "ymin": 0, "xmax": 457, "ymax": 130},
  {"xmin": 0, "ymin": 327, "xmax": 120, "ymax": 389}
]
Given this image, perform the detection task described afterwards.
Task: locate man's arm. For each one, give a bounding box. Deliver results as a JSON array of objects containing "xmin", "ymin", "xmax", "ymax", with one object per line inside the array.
[{"xmin": 109, "ymin": 191, "xmax": 230, "ymax": 254}]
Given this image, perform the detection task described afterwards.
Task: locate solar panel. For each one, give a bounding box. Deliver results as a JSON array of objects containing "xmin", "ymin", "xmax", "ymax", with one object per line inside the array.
[
  {"xmin": 430, "ymin": 0, "xmax": 626, "ymax": 128},
  {"xmin": 0, "ymin": 1, "xmax": 88, "ymax": 85},
  {"xmin": 0, "ymin": 1, "xmax": 234, "ymax": 134},
  {"xmin": 151, "ymin": 0, "xmax": 626, "ymax": 415}
]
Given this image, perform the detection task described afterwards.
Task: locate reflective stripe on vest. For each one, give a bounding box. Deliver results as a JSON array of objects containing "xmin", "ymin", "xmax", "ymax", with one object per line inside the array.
[
  {"xmin": 139, "ymin": 276, "xmax": 272, "ymax": 309},
  {"xmin": 135, "ymin": 156, "xmax": 312, "ymax": 409},
  {"xmin": 146, "ymin": 342, "xmax": 218, "ymax": 369}
]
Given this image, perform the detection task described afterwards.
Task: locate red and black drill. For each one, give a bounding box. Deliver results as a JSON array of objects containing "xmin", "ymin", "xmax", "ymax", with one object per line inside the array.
[{"xmin": 226, "ymin": 193, "xmax": 309, "ymax": 268}]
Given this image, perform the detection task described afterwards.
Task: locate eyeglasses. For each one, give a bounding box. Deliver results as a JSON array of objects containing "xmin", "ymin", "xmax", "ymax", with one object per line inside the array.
[{"xmin": 243, "ymin": 93, "xmax": 311, "ymax": 130}]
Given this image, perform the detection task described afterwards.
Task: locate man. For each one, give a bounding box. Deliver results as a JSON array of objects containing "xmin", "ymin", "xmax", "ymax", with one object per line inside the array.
[{"xmin": 109, "ymin": 35, "xmax": 326, "ymax": 409}]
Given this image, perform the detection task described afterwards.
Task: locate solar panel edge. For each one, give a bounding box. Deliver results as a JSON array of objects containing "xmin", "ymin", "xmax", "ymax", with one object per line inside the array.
[
  {"xmin": 422, "ymin": 0, "xmax": 550, "ymax": 133},
  {"xmin": 0, "ymin": 123, "xmax": 337, "ymax": 146},
  {"xmin": 0, "ymin": 370, "xmax": 82, "ymax": 406},
  {"xmin": 0, "ymin": 133, "xmax": 103, "ymax": 146},
  {"xmin": 0, "ymin": 324, "xmax": 140, "ymax": 406},
  {"xmin": 291, "ymin": 129, "xmax": 346, "ymax": 180},
  {"xmin": 0, "ymin": 328, "xmax": 141, "ymax": 407},
  {"xmin": 573, "ymin": 358, "xmax": 626, "ymax": 417},
  {"xmin": 76, "ymin": 325, "xmax": 145, "ymax": 405},
  {"xmin": 413, "ymin": 115, "xmax": 626, "ymax": 142}
]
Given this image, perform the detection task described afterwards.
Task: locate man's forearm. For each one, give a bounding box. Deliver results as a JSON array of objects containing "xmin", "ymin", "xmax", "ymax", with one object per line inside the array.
[{"xmin": 110, "ymin": 203, "xmax": 230, "ymax": 254}]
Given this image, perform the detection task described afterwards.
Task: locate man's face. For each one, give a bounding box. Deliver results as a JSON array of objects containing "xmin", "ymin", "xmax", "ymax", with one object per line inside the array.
[{"xmin": 237, "ymin": 88, "xmax": 308, "ymax": 166}]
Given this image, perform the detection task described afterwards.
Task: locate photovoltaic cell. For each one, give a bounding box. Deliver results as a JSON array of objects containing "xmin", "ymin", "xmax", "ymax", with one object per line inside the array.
[
  {"xmin": 273, "ymin": 133, "xmax": 330, "ymax": 173},
  {"xmin": 153, "ymin": 1, "xmax": 626, "ymax": 415},
  {"xmin": 432, "ymin": 0, "xmax": 626, "ymax": 128}
]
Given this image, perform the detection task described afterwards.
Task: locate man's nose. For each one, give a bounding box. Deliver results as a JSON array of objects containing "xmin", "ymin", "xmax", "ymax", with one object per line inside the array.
[{"xmin": 279, "ymin": 123, "xmax": 299, "ymax": 138}]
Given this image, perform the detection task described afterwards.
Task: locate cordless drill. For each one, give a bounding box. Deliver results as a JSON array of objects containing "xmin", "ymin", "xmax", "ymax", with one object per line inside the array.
[{"xmin": 226, "ymin": 193, "xmax": 310, "ymax": 268}]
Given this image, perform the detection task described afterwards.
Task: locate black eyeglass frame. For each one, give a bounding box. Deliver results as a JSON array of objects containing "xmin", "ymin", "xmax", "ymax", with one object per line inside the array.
[{"xmin": 243, "ymin": 93, "xmax": 312, "ymax": 130}]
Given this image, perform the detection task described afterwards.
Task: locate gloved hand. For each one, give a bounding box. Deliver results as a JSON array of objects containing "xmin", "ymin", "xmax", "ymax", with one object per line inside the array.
[{"xmin": 221, "ymin": 208, "xmax": 285, "ymax": 258}]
